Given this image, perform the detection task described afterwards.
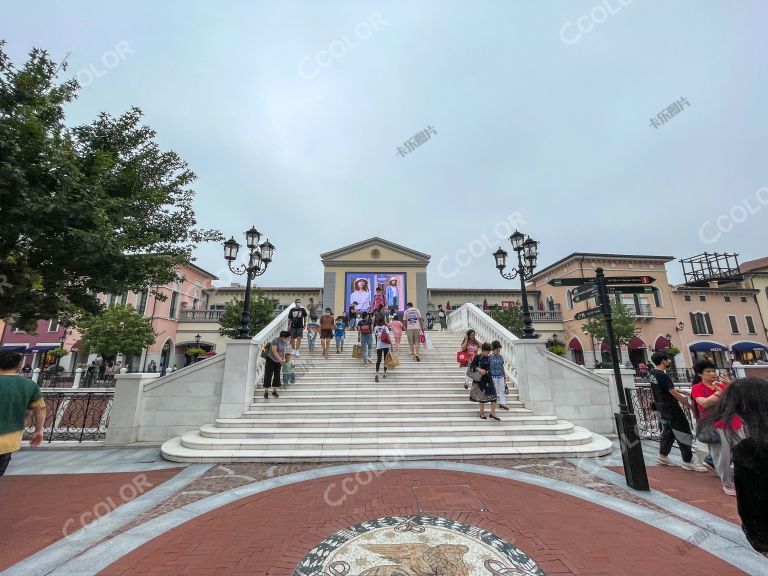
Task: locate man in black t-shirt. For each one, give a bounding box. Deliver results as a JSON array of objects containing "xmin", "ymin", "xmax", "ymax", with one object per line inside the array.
[
  {"xmin": 649, "ymin": 351, "xmax": 707, "ymax": 471},
  {"xmin": 287, "ymin": 299, "xmax": 307, "ymax": 354}
]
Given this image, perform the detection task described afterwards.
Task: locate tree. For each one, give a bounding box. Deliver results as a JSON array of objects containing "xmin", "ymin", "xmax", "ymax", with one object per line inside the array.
[
  {"xmin": 219, "ymin": 290, "xmax": 279, "ymax": 339},
  {"xmin": 0, "ymin": 43, "xmax": 222, "ymax": 330},
  {"xmin": 488, "ymin": 305, "xmax": 524, "ymax": 337},
  {"xmin": 581, "ymin": 298, "xmax": 640, "ymax": 362},
  {"xmin": 78, "ymin": 304, "xmax": 156, "ymax": 360}
]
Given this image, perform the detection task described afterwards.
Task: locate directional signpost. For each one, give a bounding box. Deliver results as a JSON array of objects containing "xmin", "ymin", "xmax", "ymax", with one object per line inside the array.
[{"xmin": 549, "ymin": 271, "xmax": 651, "ymax": 491}]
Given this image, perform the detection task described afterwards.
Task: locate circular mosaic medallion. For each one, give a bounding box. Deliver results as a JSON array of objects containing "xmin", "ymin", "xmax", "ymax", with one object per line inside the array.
[
  {"xmin": 370, "ymin": 248, "xmax": 381, "ymax": 259},
  {"xmin": 294, "ymin": 515, "xmax": 546, "ymax": 575}
]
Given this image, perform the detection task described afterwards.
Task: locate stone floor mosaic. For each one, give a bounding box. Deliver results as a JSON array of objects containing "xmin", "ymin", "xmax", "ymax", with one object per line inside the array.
[{"xmin": 294, "ymin": 515, "xmax": 546, "ymax": 576}]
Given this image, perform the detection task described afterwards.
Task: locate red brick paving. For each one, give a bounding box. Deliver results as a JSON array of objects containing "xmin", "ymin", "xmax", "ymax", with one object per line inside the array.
[
  {"xmin": 98, "ymin": 469, "xmax": 745, "ymax": 576},
  {"xmin": 609, "ymin": 465, "xmax": 741, "ymax": 524},
  {"xmin": 0, "ymin": 469, "xmax": 182, "ymax": 571}
]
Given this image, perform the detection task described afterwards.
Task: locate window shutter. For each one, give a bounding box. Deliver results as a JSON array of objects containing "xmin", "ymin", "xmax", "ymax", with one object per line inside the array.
[
  {"xmin": 704, "ymin": 313, "xmax": 713, "ymax": 335},
  {"xmin": 689, "ymin": 312, "xmax": 698, "ymax": 335}
]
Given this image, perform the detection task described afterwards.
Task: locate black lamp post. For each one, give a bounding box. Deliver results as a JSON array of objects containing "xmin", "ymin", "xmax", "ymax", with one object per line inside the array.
[
  {"xmin": 195, "ymin": 333, "xmax": 201, "ymax": 345},
  {"xmin": 493, "ymin": 230, "xmax": 539, "ymax": 339},
  {"xmin": 55, "ymin": 331, "xmax": 67, "ymax": 370},
  {"xmin": 224, "ymin": 227, "xmax": 275, "ymax": 339}
]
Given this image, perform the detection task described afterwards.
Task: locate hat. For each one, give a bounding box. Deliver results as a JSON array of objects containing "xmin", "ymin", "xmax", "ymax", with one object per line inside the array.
[{"xmin": 389, "ymin": 276, "xmax": 397, "ymax": 282}]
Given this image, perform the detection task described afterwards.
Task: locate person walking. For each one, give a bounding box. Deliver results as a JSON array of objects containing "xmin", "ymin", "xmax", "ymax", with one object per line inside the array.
[
  {"xmin": 0, "ymin": 351, "xmax": 46, "ymax": 476},
  {"xmin": 287, "ymin": 299, "xmax": 307, "ymax": 354},
  {"xmin": 357, "ymin": 311, "xmax": 373, "ymax": 365},
  {"xmin": 334, "ymin": 316, "xmax": 347, "ymax": 354},
  {"xmin": 437, "ymin": 304, "xmax": 447, "ymax": 331},
  {"xmin": 282, "ymin": 351, "xmax": 296, "ymax": 385},
  {"xmin": 263, "ymin": 330, "xmax": 290, "ymax": 398},
  {"xmin": 307, "ymin": 297, "xmax": 319, "ymax": 323},
  {"xmin": 389, "ymin": 314, "xmax": 404, "ymax": 353},
  {"xmin": 459, "ymin": 330, "xmax": 482, "ymax": 368},
  {"xmin": 649, "ymin": 352, "xmax": 708, "ymax": 471},
  {"xmin": 307, "ymin": 321, "xmax": 319, "ymax": 357},
  {"xmin": 319, "ymin": 307, "xmax": 335, "ymax": 359},
  {"xmin": 468, "ymin": 343, "xmax": 500, "ymax": 420},
  {"xmin": 373, "ymin": 318, "xmax": 392, "ymax": 383},
  {"xmin": 709, "ymin": 377, "xmax": 768, "ymax": 556},
  {"xmin": 347, "ymin": 302, "xmax": 358, "ymax": 330},
  {"xmin": 489, "ymin": 341, "xmax": 509, "ymax": 410},
  {"xmin": 403, "ymin": 302, "xmax": 424, "ymax": 361},
  {"xmin": 691, "ymin": 359, "xmax": 744, "ymax": 495}
]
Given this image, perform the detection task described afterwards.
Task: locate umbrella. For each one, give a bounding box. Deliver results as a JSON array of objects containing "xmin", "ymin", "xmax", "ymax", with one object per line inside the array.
[{"xmin": 483, "ymin": 298, "xmax": 489, "ymax": 310}]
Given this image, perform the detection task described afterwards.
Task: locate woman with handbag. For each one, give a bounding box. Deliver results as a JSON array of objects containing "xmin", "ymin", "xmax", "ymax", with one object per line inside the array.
[
  {"xmin": 468, "ymin": 342, "xmax": 500, "ymax": 420},
  {"xmin": 357, "ymin": 311, "xmax": 373, "ymax": 365},
  {"xmin": 459, "ymin": 330, "xmax": 482, "ymax": 367},
  {"xmin": 373, "ymin": 318, "xmax": 391, "ymax": 383},
  {"xmin": 691, "ymin": 359, "xmax": 744, "ymax": 496},
  {"xmin": 262, "ymin": 330, "xmax": 291, "ymax": 399}
]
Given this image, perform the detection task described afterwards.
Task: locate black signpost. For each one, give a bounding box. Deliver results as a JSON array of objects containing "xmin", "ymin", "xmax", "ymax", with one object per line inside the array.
[{"xmin": 549, "ymin": 271, "xmax": 650, "ymax": 491}]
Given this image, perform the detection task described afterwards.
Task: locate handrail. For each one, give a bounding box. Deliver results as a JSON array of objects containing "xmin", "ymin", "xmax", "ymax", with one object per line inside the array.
[{"xmin": 250, "ymin": 303, "xmax": 296, "ymax": 390}]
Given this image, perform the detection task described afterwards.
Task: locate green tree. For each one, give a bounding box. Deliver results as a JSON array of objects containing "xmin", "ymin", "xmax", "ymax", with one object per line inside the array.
[
  {"xmin": 219, "ymin": 289, "xmax": 280, "ymax": 338},
  {"xmin": 581, "ymin": 298, "xmax": 640, "ymax": 362},
  {"xmin": 78, "ymin": 304, "xmax": 156, "ymax": 360},
  {"xmin": 0, "ymin": 43, "xmax": 221, "ymax": 330},
  {"xmin": 488, "ymin": 305, "xmax": 525, "ymax": 337}
]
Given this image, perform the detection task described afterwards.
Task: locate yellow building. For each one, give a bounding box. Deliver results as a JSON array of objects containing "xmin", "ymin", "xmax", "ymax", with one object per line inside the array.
[{"xmin": 741, "ymin": 257, "xmax": 768, "ymax": 341}]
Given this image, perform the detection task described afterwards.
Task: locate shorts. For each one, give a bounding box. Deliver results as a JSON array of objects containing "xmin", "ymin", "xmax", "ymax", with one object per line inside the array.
[
  {"xmin": 406, "ymin": 329, "xmax": 420, "ymax": 346},
  {"xmin": 290, "ymin": 327, "xmax": 304, "ymax": 339},
  {"xmin": 321, "ymin": 329, "xmax": 333, "ymax": 339}
]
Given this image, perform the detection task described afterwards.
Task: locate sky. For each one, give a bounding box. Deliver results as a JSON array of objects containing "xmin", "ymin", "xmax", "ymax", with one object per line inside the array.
[{"xmin": 3, "ymin": 0, "xmax": 768, "ymax": 289}]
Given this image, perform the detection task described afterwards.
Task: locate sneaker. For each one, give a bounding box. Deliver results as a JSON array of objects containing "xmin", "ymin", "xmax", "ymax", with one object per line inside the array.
[
  {"xmin": 375, "ymin": 375, "xmax": 379, "ymax": 383},
  {"xmin": 656, "ymin": 455, "xmax": 676, "ymax": 466},
  {"xmin": 723, "ymin": 485, "xmax": 737, "ymax": 496},
  {"xmin": 264, "ymin": 390, "xmax": 268, "ymax": 398},
  {"xmin": 681, "ymin": 461, "xmax": 708, "ymax": 472},
  {"xmin": 293, "ymin": 350, "xmax": 300, "ymax": 357}
]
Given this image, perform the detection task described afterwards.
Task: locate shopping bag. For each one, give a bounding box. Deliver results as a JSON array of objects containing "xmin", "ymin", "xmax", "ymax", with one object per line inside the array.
[
  {"xmin": 422, "ymin": 331, "xmax": 434, "ymax": 350},
  {"xmin": 352, "ymin": 344, "xmax": 362, "ymax": 358},
  {"xmin": 385, "ymin": 350, "xmax": 400, "ymax": 369},
  {"xmin": 456, "ymin": 351, "xmax": 468, "ymax": 365},
  {"xmin": 419, "ymin": 331, "xmax": 426, "ymax": 344}
]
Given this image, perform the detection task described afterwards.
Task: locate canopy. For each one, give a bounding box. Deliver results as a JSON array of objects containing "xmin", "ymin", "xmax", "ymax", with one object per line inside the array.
[
  {"xmin": 654, "ymin": 336, "xmax": 671, "ymax": 351},
  {"xmin": 628, "ymin": 337, "xmax": 647, "ymax": 350},
  {"xmin": 30, "ymin": 345, "xmax": 59, "ymax": 352},
  {"xmin": 70, "ymin": 340, "xmax": 82, "ymax": 351},
  {"xmin": 731, "ymin": 341, "xmax": 768, "ymax": 353},
  {"xmin": 689, "ymin": 341, "xmax": 728, "ymax": 353},
  {"xmin": 0, "ymin": 345, "xmax": 27, "ymax": 351},
  {"xmin": 567, "ymin": 338, "xmax": 582, "ymax": 351}
]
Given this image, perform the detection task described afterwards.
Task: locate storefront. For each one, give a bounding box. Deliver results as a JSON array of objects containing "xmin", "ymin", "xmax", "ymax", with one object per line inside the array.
[{"xmin": 689, "ymin": 341, "xmax": 729, "ymax": 369}]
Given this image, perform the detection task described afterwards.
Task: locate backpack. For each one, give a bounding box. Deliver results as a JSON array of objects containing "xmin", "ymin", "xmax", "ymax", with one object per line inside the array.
[
  {"xmin": 379, "ymin": 327, "xmax": 391, "ymax": 344},
  {"xmin": 359, "ymin": 321, "xmax": 371, "ymax": 335}
]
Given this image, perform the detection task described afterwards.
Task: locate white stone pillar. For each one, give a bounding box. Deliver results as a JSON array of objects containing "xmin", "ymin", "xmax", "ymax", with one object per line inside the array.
[
  {"xmin": 73, "ymin": 368, "xmax": 83, "ymax": 388},
  {"xmin": 32, "ymin": 368, "xmax": 41, "ymax": 383},
  {"xmin": 218, "ymin": 340, "xmax": 260, "ymax": 419},
  {"xmin": 105, "ymin": 374, "xmax": 154, "ymax": 445}
]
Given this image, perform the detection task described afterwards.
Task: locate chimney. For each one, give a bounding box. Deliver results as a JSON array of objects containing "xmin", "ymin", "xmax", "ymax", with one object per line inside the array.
[{"xmin": 708, "ymin": 280, "xmax": 719, "ymax": 289}]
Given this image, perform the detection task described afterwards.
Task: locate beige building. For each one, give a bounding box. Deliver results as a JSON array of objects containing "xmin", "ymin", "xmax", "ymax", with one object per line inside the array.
[{"xmin": 742, "ymin": 256, "xmax": 768, "ymax": 340}]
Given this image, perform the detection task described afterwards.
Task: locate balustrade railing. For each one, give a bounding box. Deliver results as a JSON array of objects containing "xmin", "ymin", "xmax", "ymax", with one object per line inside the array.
[
  {"xmin": 39, "ymin": 373, "xmax": 76, "ymax": 388},
  {"xmin": 178, "ymin": 309, "xmax": 225, "ymax": 321},
  {"xmin": 23, "ymin": 390, "xmax": 113, "ymax": 442},
  {"xmin": 625, "ymin": 385, "xmax": 696, "ymax": 441}
]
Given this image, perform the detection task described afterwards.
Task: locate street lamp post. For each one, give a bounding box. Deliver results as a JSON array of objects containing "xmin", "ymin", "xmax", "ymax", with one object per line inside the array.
[
  {"xmin": 492, "ymin": 231, "xmax": 540, "ymax": 339},
  {"xmin": 224, "ymin": 227, "xmax": 275, "ymax": 339},
  {"xmin": 55, "ymin": 330, "xmax": 68, "ymax": 370}
]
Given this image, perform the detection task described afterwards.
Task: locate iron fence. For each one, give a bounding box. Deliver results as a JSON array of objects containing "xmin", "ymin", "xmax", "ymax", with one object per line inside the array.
[
  {"xmin": 625, "ymin": 385, "xmax": 697, "ymax": 441},
  {"xmin": 23, "ymin": 390, "xmax": 113, "ymax": 442},
  {"xmin": 80, "ymin": 373, "xmax": 116, "ymax": 388},
  {"xmin": 39, "ymin": 372, "xmax": 76, "ymax": 388}
]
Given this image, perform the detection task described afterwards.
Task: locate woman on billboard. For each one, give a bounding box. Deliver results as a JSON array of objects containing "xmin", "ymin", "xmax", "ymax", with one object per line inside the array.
[
  {"xmin": 385, "ymin": 276, "xmax": 399, "ymax": 310},
  {"xmin": 350, "ymin": 278, "xmax": 371, "ymax": 311}
]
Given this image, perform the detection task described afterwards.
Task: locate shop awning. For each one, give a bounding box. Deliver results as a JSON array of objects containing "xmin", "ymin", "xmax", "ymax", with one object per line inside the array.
[
  {"xmin": 0, "ymin": 345, "xmax": 27, "ymax": 351},
  {"xmin": 628, "ymin": 337, "xmax": 647, "ymax": 350},
  {"xmin": 689, "ymin": 341, "xmax": 728, "ymax": 353},
  {"xmin": 567, "ymin": 338, "xmax": 582, "ymax": 351},
  {"xmin": 731, "ymin": 341, "xmax": 768, "ymax": 353},
  {"xmin": 654, "ymin": 336, "xmax": 671, "ymax": 351},
  {"xmin": 29, "ymin": 345, "xmax": 59, "ymax": 352},
  {"xmin": 70, "ymin": 340, "xmax": 82, "ymax": 351}
]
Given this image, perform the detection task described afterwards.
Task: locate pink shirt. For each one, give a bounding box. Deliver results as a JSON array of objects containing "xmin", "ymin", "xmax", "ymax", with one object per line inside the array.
[{"xmin": 389, "ymin": 320, "xmax": 404, "ymax": 337}]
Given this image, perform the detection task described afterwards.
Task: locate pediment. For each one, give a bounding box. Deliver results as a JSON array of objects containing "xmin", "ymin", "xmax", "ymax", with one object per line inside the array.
[{"xmin": 321, "ymin": 237, "xmax": 430, "ymax": 265}]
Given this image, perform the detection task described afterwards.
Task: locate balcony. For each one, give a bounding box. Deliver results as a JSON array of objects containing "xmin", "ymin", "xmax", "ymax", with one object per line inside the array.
[
  {"xmin": 178, "ymin": 309, "xmax": 225, "ymax": 322},
  {"xmin": 528, "ymin": 310, "xmax": 562, "ymax": 322},
  {"xmin": 625, "ymin": 304, "xmax": 652, "ymax": 317}
]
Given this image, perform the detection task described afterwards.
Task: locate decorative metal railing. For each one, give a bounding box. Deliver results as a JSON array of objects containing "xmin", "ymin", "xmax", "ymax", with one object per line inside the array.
[
  {"xmin": 23, "ymin": 390, "xmax": 113, "ymax": 442},
  {"xmin": 39, "ymin": 373, "xmax": 76, "ymax": 388},
  {"xmin": 625, "ymin": 385, "xmax": 697, "ymax": 441}
]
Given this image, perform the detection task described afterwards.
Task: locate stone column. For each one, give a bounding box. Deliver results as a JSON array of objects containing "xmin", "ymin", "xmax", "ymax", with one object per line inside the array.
[
  {"xmin": 219, "ymin": 340, "xmax": 260, "ymax": 419},
  {"xmin": 32, "ymin": 368, "xmax": 41, "ymax": 383},
  {"xmin": 73, "ymin": 368, "xmax": 83, "ymax": 388}
]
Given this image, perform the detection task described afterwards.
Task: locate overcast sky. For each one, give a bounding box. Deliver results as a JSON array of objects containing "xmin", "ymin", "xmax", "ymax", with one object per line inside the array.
[{"xmin": 4, "ymin": 0, "xmax": 767, "ymax": 289}]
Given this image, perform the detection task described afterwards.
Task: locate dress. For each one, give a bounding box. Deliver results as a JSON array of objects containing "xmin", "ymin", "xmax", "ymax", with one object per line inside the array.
[
  {"xmin": 468, "ymin": 354, "xmax": 497, "ymax": 403},
  {"xmin": 462, "ymin": 338, "xmax": 480, "ymax": 367}
]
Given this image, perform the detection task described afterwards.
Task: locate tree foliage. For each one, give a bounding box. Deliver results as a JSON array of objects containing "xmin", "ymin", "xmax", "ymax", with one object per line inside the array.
[
  {"xmin": 219, "ymin": 289, "xmax": 279, "ymax": 339},
  {"xmin": 0, "ymin": 43, "xmax": 222, "ymax": 330},
  {"xmin": 78, "ymin": 304, "xmax": 156, "ymax": 359},
  {"xmin": 488, "ymin": 305, "xmax": 525, "ymax": 338},
  {"xmin": 581, "ymin": 298, "xmax": 640, "ymax": 361}
]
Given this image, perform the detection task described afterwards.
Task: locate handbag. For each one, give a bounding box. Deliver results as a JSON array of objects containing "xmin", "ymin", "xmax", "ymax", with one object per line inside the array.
[
  {"xmin": 465, "ymin": 367, "xmax": 482, "ymax": 382},
  {"xmin": 385, "ymin": 350, "xmax": 400, "ymax": 369},
  {"xmin": 419, "ymin": 331, "xmax": 426, "ymax": 344},
  {"xmin": 696, "ymin": 426, "xmax": 721, "ymax": 444},
  {"xmin": 352, "ymin": 344, "xmax": 362, "ymax": 358},
  {"xmin": 260, "ymin": 342, "xmax": 272, "ymax": 360},
  {"xmin": 457, "ymin": 351, "xmax": 468, "ymax": 365}
]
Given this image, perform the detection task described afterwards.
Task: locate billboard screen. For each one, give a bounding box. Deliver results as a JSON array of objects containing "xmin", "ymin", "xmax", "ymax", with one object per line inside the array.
[{"xmin": 345, "ymin": 272, "xmax": 407, "ymax": 315}]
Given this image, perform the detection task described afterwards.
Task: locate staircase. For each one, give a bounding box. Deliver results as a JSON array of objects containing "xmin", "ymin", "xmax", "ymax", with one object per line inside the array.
[{"xmin": 161, "ymin": 330, "xmax": 612, "ymax": 462}]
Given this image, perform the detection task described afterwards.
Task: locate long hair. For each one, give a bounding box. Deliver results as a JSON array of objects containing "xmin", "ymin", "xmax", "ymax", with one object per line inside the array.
[
  {"xmin": 465, "ymin": 329, "xmax": 476, "ymax": 342},
  {"xmin": 708, "ymin": 377, "xmax": 768, "ymax": 447}
]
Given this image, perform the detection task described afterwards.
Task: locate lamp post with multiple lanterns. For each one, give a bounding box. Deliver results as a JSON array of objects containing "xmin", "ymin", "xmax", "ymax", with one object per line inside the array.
[
  {"xmin": 492, "ymin": 231, "xmax": 540, "ymax": 339},
  {"xmin": 223, "ymin": 227, "xmax": 275, "ymax": 339}
]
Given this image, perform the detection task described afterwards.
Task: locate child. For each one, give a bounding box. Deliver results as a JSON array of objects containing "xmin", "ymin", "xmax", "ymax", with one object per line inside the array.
[
  {"xmin": 282, "ymin": 351, "xmax": 296, "ymax": 385},
  {"xmin": 334, "ymin": 316, "xmax": 347, "ymax": 353},
  {"xmin": 469, "ymin": 342, "xmax": 500, "ymax": 420},
  {"xmin": 307, "ymin": 322, "xmax": 319, "ymax": 356},
  {"xmin": 489, "ymin": 340, "xmax": 509, "ymax": 410},
  {"xmin": 389, "ymin": 314, "xmax": 404, "ymax": 353}
]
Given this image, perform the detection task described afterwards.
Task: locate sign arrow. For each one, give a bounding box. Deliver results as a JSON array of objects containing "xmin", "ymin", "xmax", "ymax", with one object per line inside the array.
[
  {"xmin": 571, "ymin": 288, "xmax": 598, "ymax": 303},
  {"xmin": 607, "ymin": 286, "xmax": 656, "ymax": 295},
  {"xmin": 548, "ymin": 278, "xmax": 596, "ymax": 287},
  {"xmin": 603, "ymin": 276, "xmax": 656, "ymax": 285},
  {"xmin": 574, "ymin": 307, "xmax": 603, "ymax": 320}
]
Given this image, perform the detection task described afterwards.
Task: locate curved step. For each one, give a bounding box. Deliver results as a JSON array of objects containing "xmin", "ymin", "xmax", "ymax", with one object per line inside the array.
[{"xmin": 216, "ymin": 414, "xmax": 553, "ymax": 428}]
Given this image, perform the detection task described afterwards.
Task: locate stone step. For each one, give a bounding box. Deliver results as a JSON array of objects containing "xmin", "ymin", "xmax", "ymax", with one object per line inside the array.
[
  {"xmin": 160, "ymin": 432, "xmax": 614, "ymax": 463},
  {"xmin": 258, "ymin": 391, "xmax": 519, "ymax": 400},
  {"xmin": 199, "ymin": 421, "xmax": 574, "ymax": 439},
  {"xmin": 180, "ymin": 428, "xmax": 594, "ymax": 451},
  {"xmin": 241, "ymin": 407, "xmax": 530, "ymax": 419},
  {"xmin": 215, "ymin": 413, "xmax": 552, "ymax": 428},
  {"xmin": 248, "ymin": 400, "xmax": 526, "ymax": 410}
]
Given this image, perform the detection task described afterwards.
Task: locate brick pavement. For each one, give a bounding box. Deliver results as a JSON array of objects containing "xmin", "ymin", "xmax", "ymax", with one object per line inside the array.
[
  {"xmin": 97, "ymin": 469, "xmax": 745, "ymax": 576},
  {"xmin": 0, "ymin": 468, "xmax": 182, "ymax": 571}
]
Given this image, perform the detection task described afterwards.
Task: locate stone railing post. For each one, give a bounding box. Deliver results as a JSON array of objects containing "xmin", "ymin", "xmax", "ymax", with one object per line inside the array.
[
  {"xmin": 32, "ymin": 368, "xmax": 41, "ymax": 383},
  {"xmin": 73, "ymin": 368, "xmax": 83, "ymax": 389}
]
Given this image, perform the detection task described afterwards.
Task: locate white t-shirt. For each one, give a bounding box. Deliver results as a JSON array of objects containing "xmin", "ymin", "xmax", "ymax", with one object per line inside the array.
[
  {"xmin": 403, "ymin": 307, "xmax": 422, "ymax": 330},
  {"xmin": 375, "ymin": 325, "xmax": 391, "ymax": 349}
]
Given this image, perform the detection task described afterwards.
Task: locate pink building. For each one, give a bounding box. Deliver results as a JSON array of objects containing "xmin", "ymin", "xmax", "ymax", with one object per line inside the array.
[{"xmin": 0, "ymin": 318, "xmax": 80, "ymax": 371}]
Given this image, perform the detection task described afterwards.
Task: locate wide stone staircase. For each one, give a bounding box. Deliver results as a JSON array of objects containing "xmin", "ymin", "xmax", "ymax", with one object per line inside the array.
[{"xmin": 161, "ymin": 330, "xmax": 612, "ymax": 462}]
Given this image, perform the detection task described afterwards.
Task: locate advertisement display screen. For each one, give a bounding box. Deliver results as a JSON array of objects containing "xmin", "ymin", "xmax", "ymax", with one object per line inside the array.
[{"xmin": 345, "ymin": 272, "xmax": 407, "ymax": 315}]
